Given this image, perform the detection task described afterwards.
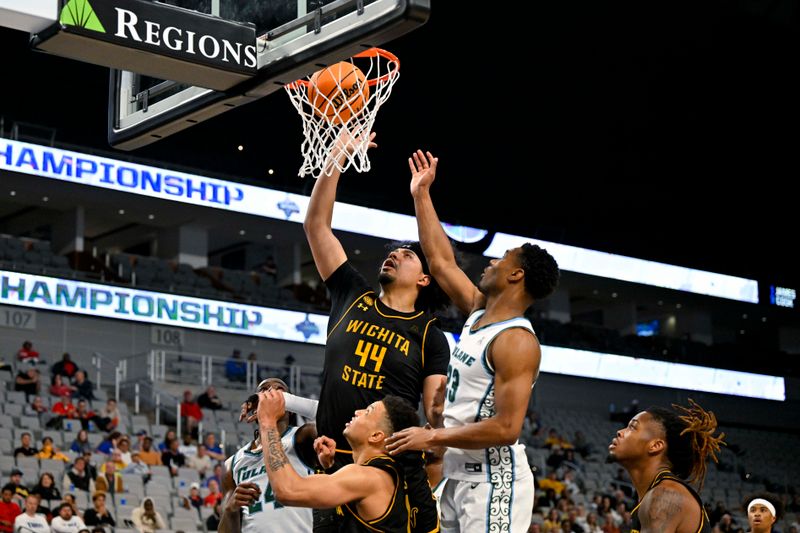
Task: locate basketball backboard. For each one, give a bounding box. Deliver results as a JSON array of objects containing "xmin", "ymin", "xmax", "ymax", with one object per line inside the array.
[{"xmin": 107, "ymin": 0, "xmax": 429, "ymax": 150}]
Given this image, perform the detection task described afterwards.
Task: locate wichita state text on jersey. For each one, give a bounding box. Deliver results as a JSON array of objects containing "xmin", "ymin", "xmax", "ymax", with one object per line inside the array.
[{"xmin": 317, "ymin": 262, "xmax": 450, "ymax": 453}]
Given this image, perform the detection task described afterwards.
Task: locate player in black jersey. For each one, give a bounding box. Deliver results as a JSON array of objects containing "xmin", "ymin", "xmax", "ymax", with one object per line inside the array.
[
  {"xmin": 303, "ymin": 133, "xmax": 450, "ymax": 532},
  {"xmin": 257, "ymin": 389, "xmax": 418, "ymax": 533},
  {"xmin": 606, "ymin": 399, "xmax": 725, "ymax": 533}
]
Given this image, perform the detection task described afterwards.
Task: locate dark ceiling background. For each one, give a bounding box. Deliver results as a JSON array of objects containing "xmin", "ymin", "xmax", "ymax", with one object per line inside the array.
[{"xmin": 0, "ymin": 0, "xmax": 796, "ymax": 285}]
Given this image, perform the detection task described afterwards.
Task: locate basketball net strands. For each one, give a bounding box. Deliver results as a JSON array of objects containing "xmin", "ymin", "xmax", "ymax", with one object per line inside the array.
[{"xmin": 285, "ymin": 48, "xmax": 399, "ymax": 178}]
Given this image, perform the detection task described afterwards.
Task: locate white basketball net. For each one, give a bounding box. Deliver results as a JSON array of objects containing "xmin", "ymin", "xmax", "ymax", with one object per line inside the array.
[{"xmin": 285, "ymin": 48, "xmax": 400, "ymax": 178}]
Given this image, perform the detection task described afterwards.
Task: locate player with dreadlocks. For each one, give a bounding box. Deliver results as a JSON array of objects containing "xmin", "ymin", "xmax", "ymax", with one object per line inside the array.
[{"xmin": 607, "ymin": 399, "xmax": 726, "ymax": 533}]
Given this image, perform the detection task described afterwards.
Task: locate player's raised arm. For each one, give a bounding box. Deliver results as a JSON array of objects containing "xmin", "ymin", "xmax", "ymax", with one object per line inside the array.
[
  {"xmin": 303, "ymin": 131, "xmax": 377, "ymax": 281},
  {"xmin": 409, "ymin": 150, "xmax": 485, "ymax": 315}
]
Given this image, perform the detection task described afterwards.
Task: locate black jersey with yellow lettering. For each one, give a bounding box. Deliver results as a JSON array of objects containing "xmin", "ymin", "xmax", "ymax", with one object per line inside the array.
[
  {"xmin": 317, "ymin": 262, "xmax": 450, "ymax": 454},
  {"xmin": 338, "ymin": 455, "xmax": 409, "ymax": 533},
  {"xmin": 631, "ymin": 470, "xmax": 711, "ymax": 533}
]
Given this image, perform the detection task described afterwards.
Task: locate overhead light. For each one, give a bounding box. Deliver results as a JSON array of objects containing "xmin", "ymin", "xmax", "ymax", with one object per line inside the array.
[
  {"xmin": 761, "ymin": 317, "xmax": 767, "ymax": 322},
  {"xmin": 657, "ymin": 300, "xmax": 663, "ymax": 306},
  {"xmin": 265, "ymin": 234, "xmax": 272, "ymax": 240},
  {"xmin": 676, "ymin": 303, "xmax": 682, "ymax": 309},
  {"xmin": 740, "ymin": 329, "xmax": 745, "ymax": 335},
  {"xmin": 239, "ymin": 229, "xmax": 246, "ymax": 236},
  {"xmin": 237, "ymin": 145, "xmax": 244, "ymax": 151},
  {"xmin": 42, "ymin": 196, "xmax": 49, "ymax": 202},
  {"xmin": 354, "ymin": 249, "xmax": 361, "ymax": 255},
  {"xmin": 118, "ymin": 209, "xmax": 125, "ymax": 215},
  {"xmin": 9, "ymin": 190, "xmax": 15, "ymax": 196},
  {"xmin": 742, "ymin": 313, "xmax": 748, "ymax": 319},
  {"xmin": 268, "ymin": 169, "xmax": 274, "ymax": 175},
  {"xmin": 148, "ymin": 214, "xmax": 155, "ymax": 220},
  {"xmin": 611, "ymin": 292, "xmax": 618, "ymax": 298},
  {"xmin": 592, "ymin": 289, "xmax": 599, "ymax": 295}
]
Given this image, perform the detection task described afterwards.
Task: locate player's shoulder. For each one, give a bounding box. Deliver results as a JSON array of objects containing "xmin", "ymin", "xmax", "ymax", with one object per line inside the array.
[{"xmin": 640, "ymin": 479, "xmax": 699, "ymax": 525}]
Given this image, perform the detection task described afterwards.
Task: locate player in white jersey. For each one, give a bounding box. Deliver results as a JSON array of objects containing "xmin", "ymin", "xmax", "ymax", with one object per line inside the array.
[
  {"xmin": 386, "ymin": 150, "xmax": 561, "ymax": 532},
  {"xmin": 219, "ymin": 378, "xmax": 318, "ymax": 533}
]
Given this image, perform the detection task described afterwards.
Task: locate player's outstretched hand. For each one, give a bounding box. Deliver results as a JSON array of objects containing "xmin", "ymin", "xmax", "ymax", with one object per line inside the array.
[
  {"xmin": 408, "ymin": 150, "xmax": 438, "ymax": 197},
  {"xmin": 257, "ymin": 389, "xmax": 285, "ymax": 426},
  {"xmin": 314, "ymin": 435, "xmax": 337, "ymax": 469},
  {"xmin": 385, "ymin": 425, "xmax": 435, "ymax": 455},
  {"xmin": 225, "ymin": 482, "xmax": 261, "ymax": 512}
]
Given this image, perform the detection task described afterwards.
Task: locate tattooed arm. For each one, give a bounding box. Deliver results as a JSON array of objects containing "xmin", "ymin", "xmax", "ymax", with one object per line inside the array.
[
  {"xmin": 257, "ymin": 389, "xmax": 385, "ymax": 508},
  {"xmin": 638, "ymin": 481, "xmax": 700, "ymax": 533}
]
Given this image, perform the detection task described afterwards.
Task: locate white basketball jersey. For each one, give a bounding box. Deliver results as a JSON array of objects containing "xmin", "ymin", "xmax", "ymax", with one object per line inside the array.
[
  {"xmin": 442, "ymin": 310, "xmax": 535, "ymax": 482},
  {"xmin": 227, "ymin": 427, "xmax": 313, "ymax": 533}
]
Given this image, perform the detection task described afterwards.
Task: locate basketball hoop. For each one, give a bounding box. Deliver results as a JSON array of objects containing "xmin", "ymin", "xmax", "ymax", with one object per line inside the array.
[{"xmin": 285, "ymin": 48, "xmax": 400, "ymax": 178}]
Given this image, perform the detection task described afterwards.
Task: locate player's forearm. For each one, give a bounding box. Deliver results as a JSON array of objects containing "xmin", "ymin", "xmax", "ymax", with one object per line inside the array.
[
  {"xmin": 431, "ymin": 418, "xmax": 522, "ymax": 449},
  {"xmin": 411, "ymin": 186, "xmax": 457, "ymax": 270},
  {"xmin": 260, "ymin": 422, "xmax": 308, "ymax": 505},
  {"xmin": 304, "ymin": 155, "xmax": 345, "ymax": 233},
  {"xmin": 283, "ymin": 393, "xmax": 319, "ymax": 419},
  {"xmin": 218, "ymin": 507, "xmax": 240, "ymax": 533}
]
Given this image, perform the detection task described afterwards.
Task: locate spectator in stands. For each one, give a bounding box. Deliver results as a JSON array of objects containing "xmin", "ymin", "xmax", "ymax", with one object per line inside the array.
[
  {"xmin": 50, "ymin": 374, "xmax": 77, "ymax": 398},
  {"xmin": 24, "ymin": 396, "xmax": 50, "ymax": 420},
  {"xmin": 530, "ymin": 524, "xmax": 543, "ymax": 533},
  {"xmin": 96, "ymin": 432, "xmax": 121, "ymax": 455},
  {"xmin": 161, "ymin": 438, "xmax": 186, "ymax": 476},
  {"xmin": 204, "ymin": 463, "xmax": 223, "ymax": 489},
  {"xmin": 539, "ymin": 471, "xmax": 566, "ymax": 496},
  {"xmin": 602, "ymin": 512, "xmax": 621, "ymax": 533},
  {"xmin": 69, "ymin": 431, "xmax": 92, "ymax": 455},
  {"xmin": 81, "ymin": 452, "xmax": 97, "ymax": 480},
  {"xmin": 583, "ymin": 513, "xmax": 602, "ymax": 533},
  {"xmin": 6, "ymin": 470, "xmax": 28, "ymax": 507},
  {"xmin": 14, "ymin": 433, "xmax": 38, "ymax": 458},
  {"xmin": 717, "ymin": 513, "xmax": 736, "ymax": 533},
  {"xmin": 544, "ymin": 509, "xmax": 562, "ymax": 533},
  {"xmin": 131, "ymin": 497, "xmax": 166, "ymax": 533},
  {"xmin": 744, "ymin": 494, "xmax": 782, "ymax": 533},
  {"xmin": 203, "ymin": 433, "xmax": 224, "ymax": 462},
  {"xmin": 618, "ymin": 511, "xmax": 633, "ymax": 533},
  {"xmin": 96, "ymin": 399, "xmax": 119, "ymax": 432},
  {"xmin": 188, "ymin": 445, "xmax": 212, "ymax": 479},
  {"xmin": 73, "ymin": 400, "xmax": 98, "ymax": 432},
  {"xmin": 178, "ymin": 434, "xmax": 197, "ymax": 459},
  {"xmin": 179, "ymin": 390, "xmax": 202, "ymax": 438},
  {"xmin": 50, "ymin": 501, "xmax": 86, "ymax": 533},
  {"xmin": 16, "ymin": 341, "xmax": 40, "ymax": 364},
  {"xmin": 563, "ymin": 470, "xmax": 580, "ymax": 497},
  {"xmin": 158, "ymin": 430, "xmax": 176, "ymax": 453},
  {"xmin": 206, "ymin": 502, "xmax": 221, "ymax": 531},
  {"xmin": 48, "ymin": 394, "xmax": 77, "ymax": 430},
  {"xmin": 116, "ymin": 437, "xmax": 132, "ymax": 466},
  {"xmin": 137, "ymin": 437, "xmax": 161, "ymax": 467},
  {"xmin": 13, "ymin": 494, "xmax": 47, "ymax": 533},
  {"xmin": 711, "ymin": 502, "xmax": 729, "ymax": 526},
  {"xmin": 31, "ymin": 473, "xmax": 61, "ymax": 517},
  {"xmin": 197, "ymin": 385, "xmax": 223, "ymax": 410},
  {"xmin": 121, "ymin": 451, "xmax": 150, "ymax": 477},
  {"xmin": 537, "ymin": 488, "xmax": 558, "ymax": 510},
  {"xmin": 185, "ymin": 483, "xmax": 203, "ymax": 510},
  {"xmin": 94, "ymin": 460, "xmax": 123, "ymax": 495},
  {"xmin": 598, "ymin": 497, "xmax": 620, "ymax": 526},
  {"xmin": 36, "ymin": 437, "xmax": 70, "ymax": 463},
  {"xmin": 203, "ymin": 479, "xmax": 222, "ymax": 508},
  {"xmin": 61, "ymin": 494, "xmax": 81, "ymax": 518},
  {"xmin": 258, "ymin": 255, "xmax": 278, "ymax": 283},
  {"xmin": 14, "ymin": 367, "xmax": 41, "ymax": 396},
  {"xmin": 63, "ymin": 457, "xmax": 94, "ymax": 493},
  {"xmin": 104, "ymin": 451, "xmax": 126, "ymax": 471},
  {"xmin": 51, "ymin": 353, "xmax": 78, "ymax": 381},
  {"xmin": 71, "ymin": 371, "xmax": 94, "ymax": 401},
  {"xmin": 224, "ymin": 349, "xmax": 246, "ymax": 382},
  {"xmin": 0, "ymin": 485, "xmax": 21, "ymax": 533},
  {"xmin": 82, "ymin": 493, "xmax": 115, "ymax": 528},
  {"xmin": 132, "ymin": 430, "xmax": 148, "ymax": 452}
]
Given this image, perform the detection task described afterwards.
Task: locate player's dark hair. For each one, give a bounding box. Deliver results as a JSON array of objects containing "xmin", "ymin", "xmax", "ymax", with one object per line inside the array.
[
  {"xmin": 383, "ymin": 241, "xmax": 450, "ymax": 313},
  {"xmin": 646, "ymin": 399, "xmax": 725, "ymax": 489},
  {"xmin": 519, "ymin": 243, "xmax": 560, "ymax": 301},
  {"xmin": 743, "ymin": 492, "xmax": 784, "ymax": 520},
  {"xmin": 382, "ymin": 395, "xmax": 420, "ymax": 434}
]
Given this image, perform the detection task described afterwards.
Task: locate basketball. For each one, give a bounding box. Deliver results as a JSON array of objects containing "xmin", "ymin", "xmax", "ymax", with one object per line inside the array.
[{"xmin": 308, "ymin": 61, "xmax": 370, "ymax": 124}]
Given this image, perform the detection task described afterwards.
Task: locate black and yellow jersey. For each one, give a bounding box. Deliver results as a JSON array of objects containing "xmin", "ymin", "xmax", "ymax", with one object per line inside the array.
[
  {"xmin": 631, "ymin": 470, "xmax": 711, "ymax": 533},
  {"xmin": 317, "ymin": 262, "xmax": 450, "ymax": 454},
  {"xmin": 338, "ymin": 455, "xmax": 409, "ymax": 533}
]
